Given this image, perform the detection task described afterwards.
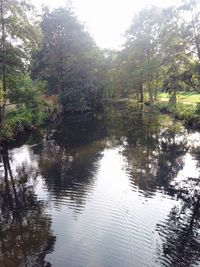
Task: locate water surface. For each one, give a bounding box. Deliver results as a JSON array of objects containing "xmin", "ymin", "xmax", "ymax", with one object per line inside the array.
[{"xmin": 0, "ymin": 106, "xmax": 200, "ymax": 266}]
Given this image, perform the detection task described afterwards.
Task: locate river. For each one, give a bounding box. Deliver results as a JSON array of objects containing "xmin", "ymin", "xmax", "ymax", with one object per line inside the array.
[{"xmin": 0, "ymin": 105, "xmax": 200, "ymax": 267}]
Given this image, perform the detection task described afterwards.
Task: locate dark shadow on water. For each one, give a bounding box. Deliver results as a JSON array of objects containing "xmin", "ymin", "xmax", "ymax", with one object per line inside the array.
[
  {"xmin": 156, "ymin": 179, "xmax": 200, "ymax": 266},
  {"xmin": 155, "ymin": 143, "xmax": 200, "ymax": 267},
  {"xmin": 37, "ymin": 113, "xmax": 107, "ymax": 215},
  {"xmin": 38, "ymin": 140, "xmax": 105, "ymax": 215},
  {"xmin": 52, "ymin": 112, "xmax": 107, "ymax": 148},
  {"xmin": 0, "ymin": 143, "xmax": 56, "ymax": 267}
]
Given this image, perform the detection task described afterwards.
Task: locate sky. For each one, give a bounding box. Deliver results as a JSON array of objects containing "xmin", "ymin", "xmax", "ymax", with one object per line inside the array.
[{"xmin": 33, "ymin": 0, "xmax": 177, "ymax": 50}]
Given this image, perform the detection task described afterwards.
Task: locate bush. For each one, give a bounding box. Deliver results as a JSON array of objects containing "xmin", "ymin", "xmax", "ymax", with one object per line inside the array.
[
  {"xmin": 196, "ymin": 102, "xmax": 200, "ymax": 114},
  {"xmin": 174, "ymin": 104, "xmax": 196, "ymax": 120},
  {"xmin": 59, "ymin": 83, "xmax": 102, "ymax": 113},
  {"xmin": 0, "ymin": 107, "xmax": 47, "ymax": 140},
  {"xmin": 60, "ymin": 87, "xmax": 89, "ymax": 113},
  {"xmin": 8, "ymin": 73, "xmax": 46, "ymax": 109}
]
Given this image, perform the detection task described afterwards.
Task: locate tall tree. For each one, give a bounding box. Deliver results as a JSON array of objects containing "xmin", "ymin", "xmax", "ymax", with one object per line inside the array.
[
  {"xmin": 33, "ymin": 7, "xmax": 104, "ymax": 112},
  {"xmin": 116, "ymin": 5, "xmax": 191, "ymax": 105},
  {"xmin": 160, "ymin": 7, "xmax": 190, "ymax": 105},
  {"xmin": 180, "ymin": 0, "xmax": 200, "ymax": 60},
  {"xmin": 0, "ymin": 0, "xmax": 40, "ymax": 123},
  {"xmin": 124, "ymin": 7, "xmax": 165, "ymax": 103}
]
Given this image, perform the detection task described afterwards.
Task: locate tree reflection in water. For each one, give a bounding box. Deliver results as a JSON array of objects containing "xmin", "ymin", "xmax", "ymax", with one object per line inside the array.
[
  {"xmin": 156, "ymin": 149, "xmax": 200, "ymax": 266},
  {"xmin": 104, "ymin": 106, "xmax": 200, "ymax": 265},
  {"xmin": 0, "ymin": 143, "xmax": 55, "ymax": 267},
  {"xmin": 39, "ymin": 141, "xmax": 104, "ymax": 212},
  {"xmin": 105, "ymin": 106, "xmax": 188, "ymax": 196},
  {"xmin": 38, "ymin": 113, "xmax": 107, "ymax": 216},
  {"xmin": 0, "ymin": 107, "xmax": 198, "ymax": 266}
]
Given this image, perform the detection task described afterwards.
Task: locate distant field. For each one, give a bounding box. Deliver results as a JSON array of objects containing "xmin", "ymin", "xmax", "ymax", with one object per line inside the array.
[{"xmin": 158, "ymin": 92, "xmax": 200, "ymax": 105}]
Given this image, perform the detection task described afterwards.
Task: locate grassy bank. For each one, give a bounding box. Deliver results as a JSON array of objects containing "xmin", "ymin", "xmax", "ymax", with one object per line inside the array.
[
  {"xmin": 0, "ymin": 107, "xmax": 48, "ymax": 142},
  {"xmin": 157, "ymin": 92, "xmax": 200, "ymax": 105},
  {"xmin": 154, "ymin": 92, "xmax": 200, "ymax": 129}
]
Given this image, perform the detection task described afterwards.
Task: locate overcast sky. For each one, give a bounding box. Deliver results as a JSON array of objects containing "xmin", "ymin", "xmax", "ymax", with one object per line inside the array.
[{"xmin": 32, "ymin": 0, "xmax": 178, "ymax": 50}]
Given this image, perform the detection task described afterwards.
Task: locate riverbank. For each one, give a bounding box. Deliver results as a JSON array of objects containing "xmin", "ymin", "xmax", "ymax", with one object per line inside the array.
[
  {"xmin": 1, "ymin": 95, "xmax": 200, "ymax": 145},
  {"xmin": 0, "ymin": 107, "xmax": 48, "ymax": 143},
  {"xmin": 127, "ymin": 92, "xmax": 200, "ymax": 129},
  {"xmin": 152, "ymin": 101, "xmax": 200, "ymax": 129}
]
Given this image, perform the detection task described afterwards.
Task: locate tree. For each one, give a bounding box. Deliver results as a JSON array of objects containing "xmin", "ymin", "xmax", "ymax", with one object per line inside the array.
[
  {"xmin": 0, "ymin": 0, "xmax": 40, "ymax": 123},
  {"xmin": 124, "ymin": 7, "xmax": 165, "ymax": 103},
  {"xmin": 177, "ymin": 0, "xmax": 200, "ymax": 91},
  {"xmin": 116, "ymin": 5, "xmax": 192, "ymax": 105},
  {"xmin": 159, "ymin": 7, "xmax": 190, "ymax": 106},
  {"xmin": 8, "ymin": 73, "xmax": 45, "ymax": 109},
  {"xmin": 32, "ymin": 7, "xmax": 104, "ymax": 112},
  {"xmin": 180, "ymin": 0, "xmax": 200, "ymax": 61}
]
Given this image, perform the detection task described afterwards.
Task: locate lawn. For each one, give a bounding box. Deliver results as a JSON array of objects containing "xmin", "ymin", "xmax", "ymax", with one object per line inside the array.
[{"xmin": 158, "ymin": 92, "xmax": 200, "ymax": 105}]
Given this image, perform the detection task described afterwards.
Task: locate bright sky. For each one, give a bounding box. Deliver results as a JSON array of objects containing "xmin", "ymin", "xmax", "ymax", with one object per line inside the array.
[{"xmin": 33, "ymin": 0, "xmax": 178, "ymax": 50}]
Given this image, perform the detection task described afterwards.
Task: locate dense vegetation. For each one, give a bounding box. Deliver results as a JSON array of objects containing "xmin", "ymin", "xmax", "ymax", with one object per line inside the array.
[
  {"xmin": 106, "ymin": 0, "xmax": 200, "ymax": 102},
  {"xmin": 104, "ymin": 0, "xmax": 200, "ymax": 127},
  {"xmin": 0, "ymin": 1, "xmax": 105, "ymax": 140},
  {"xmin": 1, "ymin": 0, "xmax": 200, "ymax": 140},
  {"xmin": 32, "ymin": 8, "xmax": 105, "ymax": 112}
]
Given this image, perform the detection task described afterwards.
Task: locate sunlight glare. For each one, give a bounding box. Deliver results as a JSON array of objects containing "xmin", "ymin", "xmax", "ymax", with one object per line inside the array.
[{"xmin": 32, "ymin": 0, "xmax": 178, "ymax": 49}]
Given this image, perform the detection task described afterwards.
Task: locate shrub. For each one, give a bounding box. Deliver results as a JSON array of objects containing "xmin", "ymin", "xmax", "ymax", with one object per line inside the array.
[
  {"xmin": 0, "ymin": 107, "xmax": 47, "ymax": 140},
  {"xmin": 59, "ymin": 83, "xmax": 102, "ymax": 113},
  {"xmin": 174, "ymin": 104, "xmax": 196, "ymax": 120},
  {"xmin": 196, "ymin": 102, "xmax": 200, "ymax": 114},
  {"xmin": 60, "ymin": 87, "xmax": 89, "ymax": 113}
]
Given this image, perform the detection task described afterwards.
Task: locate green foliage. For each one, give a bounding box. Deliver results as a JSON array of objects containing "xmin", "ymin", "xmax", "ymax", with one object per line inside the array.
[
  {"xmin": 0, "ymin": 0, "xmax": 41, "ymax": 85},
  {"xmin": 195, "ymin": 102, "xmax": 200, "ymax": 114},
  {"xmin": 8, "ymin": 73, "xmax": 46, "ymax": 109},
  {"xmin": 0, "ymin": 72, "xmax": 47, "ymax": 141},
  {"xmin": 60, "ymin": 83, "xmax": 102, "ymax": 113},
  {"xmin": 32, "ymin": 7, "xmax": 104, "ymax": 113},
  {"xmin": 103, "ymin": 50, "xmax": 129, "ymax": 99},
  {"xmin": 0, "ymin": 106, "xmax": 47, "ymax": 140},
  {"xmin": 60, "ymin": 88, "xmax": 88, "ymax": 113},
  {"xmin": 0, "ymin": 80, "xmax": 4, "ymax": 105},
  {"xmin": 0, "ymin": 0, "xmax": 42, "ymax": 131},
  {"xmin": 158, "ymin": 91, "xmax": 200, "ymax": 104},
  {"xmin": 2, "ymin": 0, "xmax": 200, "ymax": 139},
  {"xmin": 104, "ymin": 2, "xmax": 200, "ymax": 106},
  {"xmin": 154, "ymin": 99, "xmax": 200, "ymax": 128},
  {"xmin": 174, "ymin": 103, "xmax": 196, "ymax": 119}
]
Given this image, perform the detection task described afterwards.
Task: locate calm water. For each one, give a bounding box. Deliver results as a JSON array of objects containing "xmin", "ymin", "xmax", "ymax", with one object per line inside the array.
[{"xmin": 0, "ymin": 106, "xmax": 200, "ymax": 267}]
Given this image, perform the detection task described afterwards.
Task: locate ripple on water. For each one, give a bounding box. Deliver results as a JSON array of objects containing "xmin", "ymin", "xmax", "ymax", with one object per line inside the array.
[
  {"xmin": 1, "ymin": 112, "xmax": 200, "ymax": 267},
  {"xmin": 42, "ymin": 148, "xmax": 177, "ymax": 267}
]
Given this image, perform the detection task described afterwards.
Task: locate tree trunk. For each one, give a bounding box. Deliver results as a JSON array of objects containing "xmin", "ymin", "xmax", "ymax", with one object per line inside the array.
[
  {"xmin": 154, "ymin": 62, "xmax": 160, "ymax": 101},
  {"xmin": 139, "ymin": 82, "xmax": 144, "ymax": 103},
  {"xmin": 170, "ymin": 88, "xmax": 177, "ymax": 107},
  {"xmin": 195, "ymin": 35, "xmax": 200, "ymax": 61},
  {"xmin": 191, "ymin": 14, "xmax": 200, "ymax": 61},
  {"xmin": 147, "ymin": 44, "xmax": 153, "ymax": 104},
  {"xmin": 136, "ymin": 86, "xmax": 140, "ymax": 101},
  {"xmin": 148, "ymin": 84, "xmax": 153, "ymax": 104},
  {"xmin": 0, "ymin": 0, "xmax": 6, "ymax": 125}
]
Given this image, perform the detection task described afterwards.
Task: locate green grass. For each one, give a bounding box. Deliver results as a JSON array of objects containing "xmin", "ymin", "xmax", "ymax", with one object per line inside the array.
[
  {"xmin": 154, "ymin": 92, "xmax": 200, "ymax": 128},
  {"xmin": 157, "ymin": 92, "xmax": 200, "ymax": 105}
]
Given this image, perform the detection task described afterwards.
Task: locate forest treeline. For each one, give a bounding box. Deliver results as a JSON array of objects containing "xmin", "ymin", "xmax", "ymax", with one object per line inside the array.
[{"xmin": 0, "ymin": 0, "xmax": 200, "ymax": 139}]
